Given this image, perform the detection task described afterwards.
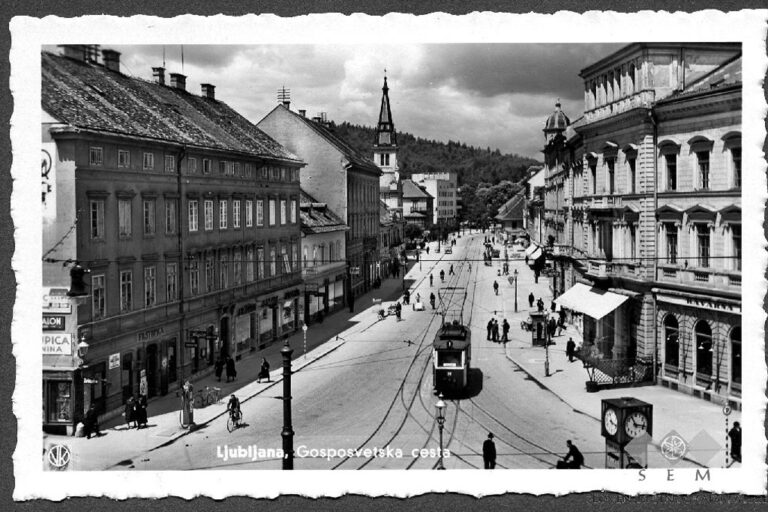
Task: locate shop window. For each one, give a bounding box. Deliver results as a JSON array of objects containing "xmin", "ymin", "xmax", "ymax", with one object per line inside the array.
[
  {"xmin": 663, "ymin": 315, "xmax": 679, "ymax": 368},
  {"xmin": 695, "ymin": 320, "xmax": 713, "ymax": 378},
  {"xmin": 730, "ymin": 327, "xmax": 741, "ymax": 385},
  {"xmin": 47, "ymin": 381, "xmax": 73, "ymax": 423}
]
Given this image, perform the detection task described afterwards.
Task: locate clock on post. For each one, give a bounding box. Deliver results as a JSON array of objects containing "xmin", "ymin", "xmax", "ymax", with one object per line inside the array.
[{"xmin": 601, "ymin": 397, "xmax": 653, "ymax": 469}]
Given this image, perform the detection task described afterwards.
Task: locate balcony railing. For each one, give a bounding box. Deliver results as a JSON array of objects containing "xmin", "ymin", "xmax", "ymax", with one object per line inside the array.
[
  {"xmin": 586, "ymin": 259, "xmax": 642, "ymax": 279},
  {"xmin": 656, "ymin": 264, "xmax": 741, "ymax": 290},
  {"xmin": 584, "ymin": 89, "xmax": 656, "ymax": 124}
]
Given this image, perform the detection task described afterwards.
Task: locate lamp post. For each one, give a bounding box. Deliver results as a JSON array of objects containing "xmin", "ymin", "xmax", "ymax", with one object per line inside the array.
[
  {"xmin": 302, "ymin": 323, "xmax": 308, "ymax": 359},
  {"xmin": 544, "ymin": 313, "xmax": 551, "ymax": 377},
  {"xmin": 513, "ymin": 268, "xmax": 518, "ymax": 313},
  {"xmin": 281, "ymin": 338, "xmax": 294, "ymax": 469},
  {"xmin": 435, "ymin": 394, "xmax": 446, "ymax": 470}
]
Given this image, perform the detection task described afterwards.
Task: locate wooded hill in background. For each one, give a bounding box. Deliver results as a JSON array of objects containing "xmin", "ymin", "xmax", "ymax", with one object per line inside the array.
[{"xmin": 332, "ymin": 122, "xmax": 541, "ymax": 188}]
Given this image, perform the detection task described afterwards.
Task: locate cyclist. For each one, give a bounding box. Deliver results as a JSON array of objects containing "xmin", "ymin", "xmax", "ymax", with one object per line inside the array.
[{"xmin": 227, "ymin": 394, "xmax": 241, "ymax": 423}]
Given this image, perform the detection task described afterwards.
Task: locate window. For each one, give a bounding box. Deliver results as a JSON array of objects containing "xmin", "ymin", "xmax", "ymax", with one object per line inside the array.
[
  {"xmin": 92, "ymin": 274, "xmax": 106, "ymax": 319},
  {"xmin": 628, "ymin": 224, "xmax": 637, "ymax": 260},
  {"xmin": 90, "ymin": 199, "xmax": 105, "ymax": 239},
  {"xmin": 665, "ymin": 224, "xmax": 678, "ymax": 264},
  {"xmin": 189, "ymin": 259, "xmax": 199, "ymax": 295},
  {"xmin": 269, "ymin": 199, "xmax": 276, "ymax": 226},
  {"xmin": 245, "ymin": 163, "xmax": 252, "ymax": 178},
  {"xmin": 292, "ymin": 243, "xmax": 299, "ymax": 272},
  {"xmin": 731, "ymin": 224, "xmax": 741, "ymax": 271},
  {"xmin": 118, "ymin": 150, "xmax": 130, "ymax": 168},
  {"xmin": 731, "ymin": 147, "xmax": 741, "ymax": 188},
  {"xmin": 290, "ymin": 200, "xmax": 297, "ymax": 224},
  {"xmin": 219, "ymin": 200, "xmax": 228, "ymax": 230},
  {"xmin": 219, "ymin": 253, "xmax": 229, "ymax": 289},
  {"xmin": 270, "ymin": 167, "xmax": 279, "ymax": 180},
  {"xmin": 188, "ymin": 200, "xmax": 199, "ymax": 232},
  {"xmin": 204, "ymin": 200, "xmax": 214, "ymax": 231},
  {"xmin": 663, "ymin": 315, "xmax": 679, "ymax": 368},
  {"xmin": 188, "ymin": 157, "xmax": 197, "ymax": 174},
  {"xmin": 89, "ymin": 147, "xmax": 103, "ymax": 166},
  {"xmin": 606, "ymin": 158, "xmax": 615, "ymax": 194},
  {"xmin": 164, "ymin": 155, "xmax": 175, "ymax": 173},
  {"xmin": 282, "ymin": 245, "xmax": 291, "ymax": 273},
  {"xmin": 696, "ymin": 224, "xmax": 710, "ymax": 268},
  {"xmin": 143, "ymin": 199, "xmax": 156, "ymax": 236},
  {"xmin": 256, "ymin": 200, "xmax": 264, "ymax": 226},
  {"xmin": 280, "ymin": 200, "xmax": 287, "ymax": 225},
  {"xmin": 120, "ymin": 270, "xmax": 132, "ymax": 312},
  {"xmin": 143, "ymin": 152, "xmax": 154, "ymax": 170},
  {"xmin": 627, "ymin": 157, "xmax": 636, "ymax": 194},
  {"xmin": 303, "ymin": 246, "xmax": 308, "ymax": 267},
  {"xmin": 260, "ymin": 166, "xmax": 268, "ymax": 180},
  {"xmin": 245, "ymin": 200, "xmax": 253, "ymax": 227},
  {"xmin": 665, "ymin": 154, "xmax": 677, "ymax": 191},
  {"xmin": 280, "ymin": 167, "xmax": 287, "ymax": 181},
  {"xmin": 118, "ymin": 199, "xmax": 132, "ymax": 238},
  {"xmin": 257, "ymin": 247, "xmax": 265, "ymax": 279},
  {"xmin": 589, "ymin": 161, "xmax": 597, "ymax": 194},
  {"xmin": 165, "ymin": 200, "xmax": 177, "ymax": 234},
  {"xmin": 269, "ymin": 247, "xmax": 277, "ymax": 276},
  {"xmin": 731, "ymin": 327, "xmax": 741, "ymax": 384},
  {"xmin": 696, "ymin": 151, "xmax": 709, "ymax": 190},
  {"xmin": 232, "ymin": 200, "xmax": 241, "ymax": 228},
  {"xmin": 233, "ymin": 250, "xmax": 242, "ymax": 285},
  {"xmin": 205, "ymin": 256, "xmax": 215, "ymax": 292},
  {"xmin": 144, "ymin": 266, "xmax": 156, "ymax": 307},
  {"xmin": 166, "ymin": 262, "xmax": 177, "ymax": 302},
  {"xmin": 202, "ymin": 158, "xmax": 211, "ymax": 174},
  {"xmin": 234, "ymin": 162, "xmax": 241, "ymax": 176},
  {"xmin": 695, "ymin": 320, "xmax": 712, "ymax": 377},
  {"xmin": 246, "ymin": 247, "xmax": 254, "ymax": 281}
]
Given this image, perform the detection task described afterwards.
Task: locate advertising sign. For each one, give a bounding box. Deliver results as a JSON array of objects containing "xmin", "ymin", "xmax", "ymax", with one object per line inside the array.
[
  {"xmin": 108, "ymin": 353, "xmax": 120, "ymax": 370},
  {"xmin": 43, "ymin": 288, "xmax": 72, "ymax": 314},
  {"xmin": 42, "ymin": 315, "xmax": 66, "ymax": 331},
  {"xmin": 42, "ymin": 334, "xmax": 73, "ymax": 355}
]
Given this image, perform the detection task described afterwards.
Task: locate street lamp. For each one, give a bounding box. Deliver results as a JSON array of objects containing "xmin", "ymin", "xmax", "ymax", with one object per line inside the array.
[
  {"xmin": 435, "ymin": 394, "xmax": 446, "ymax": 470},
  {"xmin": 302, "ymin": 323, "xmax": 308, "ymax": 359},
  {"xmin": 544, "ymin": 313, "xmax": 551, "ymax": 377},
  {"xmin": 281, "ymin": 338, "xmax": 294, "ymax": 470},
  {"xmin": 513, "ymin": 268, "xmax": 518, "ymax": 313}
]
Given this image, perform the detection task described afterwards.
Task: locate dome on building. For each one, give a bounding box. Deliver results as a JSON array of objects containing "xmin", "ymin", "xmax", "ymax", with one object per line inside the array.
[{"xmin": 543, "ymin": 101, "xmax": 570, "ymax": 134}]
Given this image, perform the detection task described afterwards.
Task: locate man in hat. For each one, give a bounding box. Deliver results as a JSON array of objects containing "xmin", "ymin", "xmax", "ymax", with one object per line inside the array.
[{"xmin": 483, "ymin": 432, "xmax": 497, "ymax": 469}]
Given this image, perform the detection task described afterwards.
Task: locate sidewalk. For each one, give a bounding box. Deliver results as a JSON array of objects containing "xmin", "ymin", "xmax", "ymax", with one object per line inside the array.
[
  {"xmin": 43, "ymin": 271, "xmax": 411, "ymax": 470},
  {"xmin": 499, "ymin": 259, "xmax": 740, "ymax": 469}
]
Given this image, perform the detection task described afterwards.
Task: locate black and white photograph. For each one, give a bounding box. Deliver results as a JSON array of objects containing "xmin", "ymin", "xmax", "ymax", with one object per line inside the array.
[{"xmin": 9, "ymin": 10, "xmax": 767, "ymax": 499}]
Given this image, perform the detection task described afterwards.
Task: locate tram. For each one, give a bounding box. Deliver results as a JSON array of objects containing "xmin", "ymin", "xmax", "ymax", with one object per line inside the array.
[{"xmin": 432, "ymin": 320, "xmax": 471, "ymax": 392}]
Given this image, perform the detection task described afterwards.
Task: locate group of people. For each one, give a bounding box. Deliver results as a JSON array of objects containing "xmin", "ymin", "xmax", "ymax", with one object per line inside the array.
[
  {"xmin": 123, "ymin": 394, "xmax": 149, "ymax": 430},
  {"xmin": 482, "ymin": 434, "xmax": 584, "ymax": 470},
  {"xmin": 486, "ymin": 318, "xmax": 510, "ymax": 343},
  {"xmin": 214, "ymin": 355, "xmax": 238, "ymax": 383}
]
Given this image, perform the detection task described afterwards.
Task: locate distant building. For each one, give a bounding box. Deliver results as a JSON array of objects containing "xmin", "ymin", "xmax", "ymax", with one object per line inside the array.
[
  {"xmin": 494, "ymin": 192, "xmax": 526, "ymax": 234},
  {"xmin": 401, "ymin": 179, "xmax": 434, "ymax": 229},
  {"xmin": 42, "ymin": 46, "xmax": 304, "ymax": 432},
  {"xmin": 412, "ymin": 171, "xmax": 459, "ymax": 230},
  {"xmin": 258, "ymin": 104, "xmax": 382, "ymax": 301},
  {"xmin": 531, "ymin": 43, "xmax": 741, "ymax": 408},
  {"xmin": 379, "ymin": 201, "xmax": 404, "ymax": 278},
  {"xmin": 299, "ymin": 190, "xmax": 348, "ymax": 324}
]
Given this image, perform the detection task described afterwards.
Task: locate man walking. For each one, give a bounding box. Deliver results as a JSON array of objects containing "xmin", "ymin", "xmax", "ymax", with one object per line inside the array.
[
  {"xmin": 537, "ymin": 298, "xmax": 544, "ymax": 312},
  {"xmin": 528, "ymin": 292, "xmax": 535, "ymax": 309},
  {"xmin": 728, "ymin": 421, "xmax": 742, "ymax": 463},
  {"xmin": 566, "ymin": 337, "xmax": 576, "ymax": 362},
  {"xmin": 492, "ymin": 319, "xmax": 499, "ymax": 343},
  {"xmin": 487, "ymin": 318, "xmax": 494, "ymax": 341},
  {"xmin": 493, "ymin": 280, "xmax": 499, "ymax": 296},
  {"xmin": 483, "ymin": 433, "xmax": 497, "ymax": 469},
  {"xmin": 502, "ymin": 319, "xmax": 510, "ymax": 343}
]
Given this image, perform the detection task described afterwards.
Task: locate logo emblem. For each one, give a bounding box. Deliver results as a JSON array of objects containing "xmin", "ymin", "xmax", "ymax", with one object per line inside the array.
[
  {"xmin": 46, "ymin": 444, "xmax": 71, "ymax": 470},
  {"xmin": 659, "ymin": 433, "xmax": 687, "ymax": 462}
]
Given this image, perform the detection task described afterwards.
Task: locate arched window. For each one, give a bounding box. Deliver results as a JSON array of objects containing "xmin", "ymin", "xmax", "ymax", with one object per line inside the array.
[
  {"xmin": 730, "ymin": 326, "xmax": 741, "ymax": 385},
  {"xmin": 664, "ymin": 315, "xmax": 679, "ymax": 367},
  {"xmin": 695, "ymin": 320, "xmax": 713, "ymax": 377},
  {"xmin": 303, "ymin": 245, "xmax": 308, "ymax": 267}
]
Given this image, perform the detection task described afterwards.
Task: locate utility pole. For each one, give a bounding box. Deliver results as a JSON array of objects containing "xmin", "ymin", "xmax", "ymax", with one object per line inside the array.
[{"xmin": 281, "ymin": 339, "xmax": 294, "ymax": 469}]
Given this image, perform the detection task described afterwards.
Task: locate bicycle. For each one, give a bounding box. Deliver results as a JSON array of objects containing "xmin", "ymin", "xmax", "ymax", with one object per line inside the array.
[
  {"xmin": 192, "ymin": 386, "xmax": 221, "ymax": 408},
  {"xmin": 227, "ymin": 409, "xmax": 242, "ymax": 432}
]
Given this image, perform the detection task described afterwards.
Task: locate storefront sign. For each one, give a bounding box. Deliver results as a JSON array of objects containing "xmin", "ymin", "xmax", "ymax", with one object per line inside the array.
[
  {"xmin": 43, "ymin": 288, "xmax": 71, "ymax": 314},
  {"xmin": 42, "ymin": 315, "xmax": 66, "ymax": 331},
  {"xmin": 108, "ymin": 353, "xmax": 121, "ymax": 370},
  {"xmin": 42, "ymin": 334, "xmax": 72, "ymax": 355},
  {"xmin": 657, "ymin": 294, "xmax": 741, "ymax": 314},
  {"xmin": 137, "ymin": 326, "xmax": 165, "ymax": 343}
]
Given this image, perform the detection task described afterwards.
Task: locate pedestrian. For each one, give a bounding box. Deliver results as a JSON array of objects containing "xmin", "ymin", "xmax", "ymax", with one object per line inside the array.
[
  {"xmin": 440, "ymin": 269, "xmax": 445, "ymax": 282},
  {"xmin": 537, "ymin": 298, "xmax": 544, "ymax": 312},
  {"xmin": 728, "ymin": 422, "xmax": 742, "ymax": 463},
  {"xmin": 430, "ymin": 292, "xmax": 436, "ymax": 309},
  {"xmin": 429, "ymin": 273, "xmax": 433, "ymax": 287},
  {"xmin": 226, "ymin": 355, "xmax": 237, "ymax": 382},
  {"xmin": 395, "ymin": 301, "xmax": 402, "ymax": 321},
  {"xmin": 483, "ymin": 433, "xmax": 497, "ymax": 469},
  {"xmin": 426, "ymin": 246, "xmax": 430, "ymax": 255},
  {"xmin": 258, "ymin": 357, "xmax": 271, "ymax": 383},
  {"xmin": 124, "ymin": 396, "xmax": 136, "ymax": 429},
  {"xmin": 84, "ymin": 402, "xmax": 102, "ymax": 439},
  {"xmin": 493, "ymin": 280, "xmax": 499, "ymax": 296},
  {"xmin": 562, "ymin": 440, "xmax": 584, "ymax": 469},
  {"xmin": 557, "ymin": 317, "xmax": 564, "ymax": 337},
  {"xmin": 449, "ymin": 264, "xmax": 454, "ymax": 276},
  {"xmin": 548, "ymin": 317, "xmax": 557, "ymax": 338},
  {"xmin": 528, "ymin": 292, "xmax": 535, "ymax": 308},
  {"xmin": 214, "ymin": 356, "xmax": 224, "ymax": 382},
  {"xmin": 566, "ymin": 337, "xmax": 576, "ymax": 362},
  {"xmin": 559, "ymin": 308, "xmax": 566, "ymax": 324},
  {"xmin": 492, "ymin": 319, "xmax": 499, "ymax": 343},
  {"xmin": 487, "ymin": 318, "xmax": 494, "ymax": 341},
  {"xmin": 136, "ymin": 394, "xmax": 148, "ymax": 428},
  {"xmin": 502, "ymin": 319, "xmax": 510, "ymax": 343},
  {"xmin": 551, "ymin": 300, "xmax": 556, "ymax": 312}
]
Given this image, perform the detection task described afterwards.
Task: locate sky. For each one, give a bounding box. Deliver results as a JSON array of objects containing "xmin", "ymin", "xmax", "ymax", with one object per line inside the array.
[{"xmin": 90, "ymin": 44, "xmax": 624, "ymax": 159}]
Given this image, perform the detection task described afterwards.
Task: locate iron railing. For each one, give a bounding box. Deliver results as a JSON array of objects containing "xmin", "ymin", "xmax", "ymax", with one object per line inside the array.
[{"xmin": 582, "ymin": 354, "xmax": 654, "ymax": 388}]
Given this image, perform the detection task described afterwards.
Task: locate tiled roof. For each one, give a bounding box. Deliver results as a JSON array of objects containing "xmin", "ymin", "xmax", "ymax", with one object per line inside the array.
[
  {"xmin": 299, "ymin": 189, "xmax": 347, "ymax": 235},
  {"xmin": 402, "ymin": 179, "xmax": 432, "ymax": 199},
  {"xmin": 41, "ymin": 51, "xmax": 299, "ymax": 162},
  {"xmin": 495, "ymin": 192, "xmax": 525, "ymax": 221}
]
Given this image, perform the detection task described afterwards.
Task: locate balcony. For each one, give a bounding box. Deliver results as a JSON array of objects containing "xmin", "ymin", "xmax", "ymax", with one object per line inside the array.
[
  {"xmin": 656, "ymin": 264, "xmax": 741, "ymax": 291},
  {"xmin": 586, "ymin": 259, "xmax": 644, "ymax": 279},
  {"xmin": 584, "ymin": 89, "xmax": 656, "ymax": 124}
]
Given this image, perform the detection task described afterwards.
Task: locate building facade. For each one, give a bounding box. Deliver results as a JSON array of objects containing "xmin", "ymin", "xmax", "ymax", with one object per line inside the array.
[
  {"xmin": 42, "ymin": 46, "xmax": 304, "ymax": 432},
  {"xmin": 530, "ymin": 43, "xmax": 741, "ymax": 408},
  {"xmin": 412, "ymin": 171, "xmax": 459, "ymax": 230},
  {"xmin": 258, "ymin": 104, "xmax": 382, "ymax": 304},
  {"xmin": 401, "ymin": 179, "xmax": 434, "ymax": 229}
]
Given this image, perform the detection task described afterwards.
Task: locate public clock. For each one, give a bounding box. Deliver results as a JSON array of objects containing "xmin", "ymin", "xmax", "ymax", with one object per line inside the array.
[
  {"xmin": 624, "ymin": 411, "xmax": 649, "ymax": 438},
  {"xmin": 603, "ymin": 408, "xmax": 618, "ymax": 436}
]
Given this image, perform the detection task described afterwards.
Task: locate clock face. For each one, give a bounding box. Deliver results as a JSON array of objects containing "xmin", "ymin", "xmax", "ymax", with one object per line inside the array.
[
  {"xmin": 624, "ymin": 411, "xmax": 648, "ymax": 438},
  {"xmin": 603, "ymin": 408, "xmax": 618, "ymax": 436}
]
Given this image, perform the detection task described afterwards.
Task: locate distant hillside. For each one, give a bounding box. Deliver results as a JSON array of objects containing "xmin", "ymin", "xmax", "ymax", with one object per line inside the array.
[{"xmin": 332, "ymin": 122, "xmax": 541, "ymax": 187}]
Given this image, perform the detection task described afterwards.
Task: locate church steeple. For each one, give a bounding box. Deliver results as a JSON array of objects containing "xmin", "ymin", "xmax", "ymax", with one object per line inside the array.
[
  {"xmin": 373, "ymin": 72, "xmax": 401, "ymax": 210},
  {"xmin": 375, "ymin": 74, "xmax": 397, "ymax": 147}
]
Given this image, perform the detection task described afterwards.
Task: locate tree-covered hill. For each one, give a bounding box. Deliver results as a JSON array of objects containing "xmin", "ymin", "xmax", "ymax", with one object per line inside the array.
[{"xmin": 332, "ymin": 122, "xmax": 541, "ymax": 187}]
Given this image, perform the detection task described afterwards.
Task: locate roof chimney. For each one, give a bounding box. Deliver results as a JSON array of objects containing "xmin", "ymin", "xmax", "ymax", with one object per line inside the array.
[
  {"xmin": 153, "ymin": 67, "xmax": 166, "ymax": 85},
  {"xmin": 102, "ymin": 49, "xmax": 121, "ymax": 72},
  {"xmin": 170, "ymin": 73, "xmax": 186, "ymax": 91},
  {"xmin": 59, "ymin": 45, "xmax": 87, "ymax": 62},
  {"xmin": 298, "ymin": 109, "xmax": 306, "ymax": 117},
  {"xmin": 201, "ymin": 83, "xmax": 216, "ymax": 99}
]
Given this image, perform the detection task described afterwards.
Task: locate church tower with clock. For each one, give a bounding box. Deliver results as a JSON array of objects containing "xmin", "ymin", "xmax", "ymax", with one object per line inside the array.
[{"xmin": 373, "ymin": 74, "xmax": 402, "ymax": 212}]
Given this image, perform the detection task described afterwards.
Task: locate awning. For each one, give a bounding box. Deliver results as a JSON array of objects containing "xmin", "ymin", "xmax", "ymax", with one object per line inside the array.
[
  {"xmin": 555, "ymin": 283, "xmax": 629, "ymax": 320},
  {"xmin": 524, "ymin": 244, "xmax": 540, "ymax": 258}
]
